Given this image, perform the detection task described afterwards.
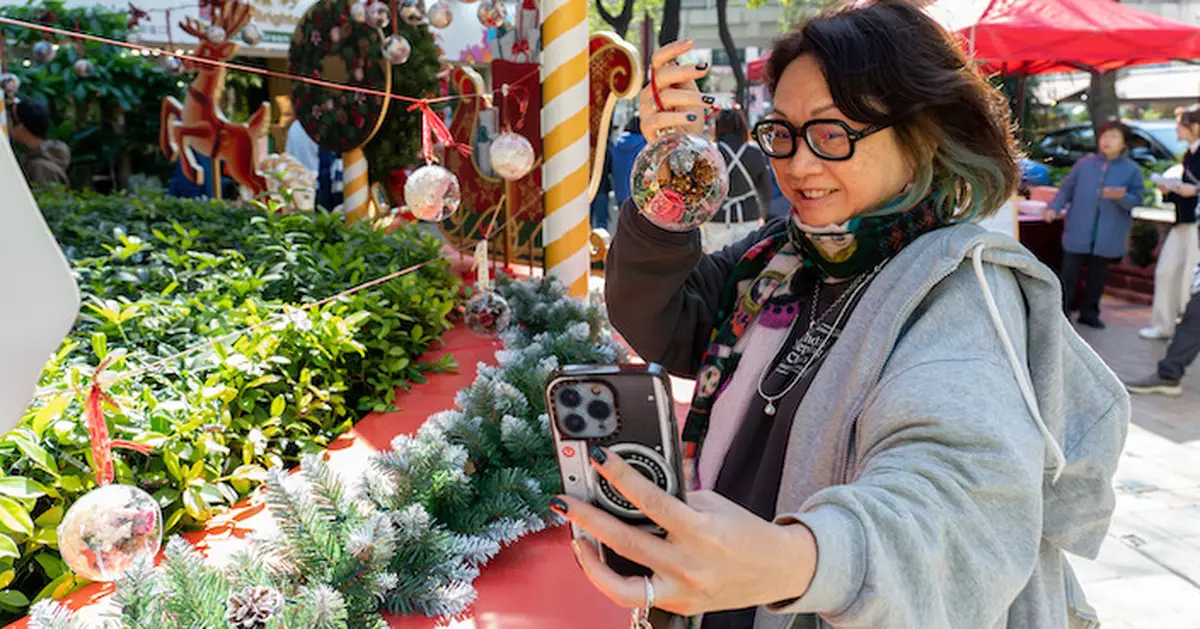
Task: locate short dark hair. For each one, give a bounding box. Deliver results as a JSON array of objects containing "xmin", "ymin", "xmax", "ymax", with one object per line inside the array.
[
  {"xmin": 1097, "ymin": 120, "xmax": 1133, "ymax": 152},
  {"xmin": 715, "ymin": 109, "xmax": 749, "ymax": 142},
  {"xmin": 764, "ymin": 0, "xmax": 1019, "ymax": 219},
  {"xmin": 1179, "ymin": 105, "xmax": 1200, "ymax": 131},
  {"xmin": 13, "ymin": 98, "xmax": 52, "ymax": 139}
]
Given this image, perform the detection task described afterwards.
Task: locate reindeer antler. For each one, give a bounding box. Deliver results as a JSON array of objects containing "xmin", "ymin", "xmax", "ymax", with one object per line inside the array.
[
  {"xmin": 214, "ymin": 0, "xmax": 252, "ymax": 37},
  {"xmin": 179, "ymin": 15, "xmax": 207, "ymax": 39}
]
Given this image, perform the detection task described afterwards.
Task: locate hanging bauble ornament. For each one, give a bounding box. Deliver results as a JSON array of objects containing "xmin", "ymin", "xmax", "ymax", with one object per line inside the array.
[
  {"xmin": 477, "ymin": 0, "xmax": 506, "ymax": 29},
  {"xmin": 465, "ymin": 291, "xmax": 512, "ymax": 337},
  {"xmin": 31, "ymin": 41, "xmax": 57, "ymax": 64},
  {"xmin": 405, "ymin": 164, "xmax": 461, "ymax": 222},
  {"xmin": 382, "ymin": 35, "xmax": 412, "ymax": 65},
  {"xmin": 490, "ymin": 131, "xmax": 535, "ymax": 181},
  {"xmin": 162, "ymin": 56, "xmax": 184, "ymax": 74},
  {"xmin": 631, "ymin": 132, "xmax": 729, "ymax": 231},
  {"xmin": 73, "ymin": 59, "xmax": 95, "ymax": 79},
  {"xmin": 350, "ymin": 0, "xmax": 368, "ymax": 23},
  {"xmin": 58, "ymin": 484, "xmax": 163, "ymax": 582},
  {"xmin": 367, "ymin": 2, "xmax": 391, "ymax": 28},
  {"xmin": 206, "ymin": 24, "xmax": 228, "ymax": 44},
  {"xmin": 427, "ymin": 1, "xmax": 453, "ymax": 28},
  {"xmin": 241, "ymin": 24, "xmax": 263, "ymax": 46},
  {"xmin": 399, "ymin": 0, "xmax": 426, "ymax": 25},
  {"xmin": 0, "ymin": 74, "xmax": 20, "ymax": 97}
]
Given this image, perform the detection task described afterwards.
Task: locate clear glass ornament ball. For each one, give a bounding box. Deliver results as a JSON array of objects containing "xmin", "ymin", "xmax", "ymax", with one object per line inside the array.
[
  {"xmin": 630, "ymin": 132, "xmax": 729, "ymax": 232},
  {"xmin": 241, "ymin": 24, "xmax": 263, "ymax": 46},
  {"xmin": 465, "ymin": 291, "xmax": 512, "ymax": 337},
  {"xmin": 58, "ymin": 484, "xmax": 163, "ymax": 582},
  {"xmin": 427, "ymin": 1, "xmax": 453, "ymax": 28},
  {"xmin": 382, "ymin": 34, "xmax": 412, "ymax": 65},
  {"xmin": 399, "ymin": 0, "xmax": 426, "ymax": 25},
  {"xmin": 367, "ymin": 2, "xmax": 391, "ymax": 28},
  {"xmin": 405, "ymin": 164, "xmax": 461, "ymax": 222},
  {"xmin": 477, "ymin": 0, "xmax": 506, "ymax": 29},
  {"xmin": 73, "ymin": 59, "xmax": 94, "ymax": 78},
  {"xmin": 350, "ymin": 1, "xmax": 368, "ymax": 23},
  {"xmin": 489, "ymin": 131, "xmax": 535, "ymax": 181},
  {"xmin": 31, "ymin": 41, "xmax": 57, "ymax": 64},
  {"xmin": 206, "ymin": 25, "xmax": 227, "ymax": 44}
]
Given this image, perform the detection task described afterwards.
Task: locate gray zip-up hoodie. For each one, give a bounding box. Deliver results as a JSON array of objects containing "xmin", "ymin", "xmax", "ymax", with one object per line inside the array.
[{"xmin": 606, "ymin": 202, "xmax": 1129, "ymax": 629}]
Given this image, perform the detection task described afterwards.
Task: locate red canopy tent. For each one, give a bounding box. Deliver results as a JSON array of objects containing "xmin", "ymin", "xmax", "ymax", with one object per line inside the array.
[
  {"xmin": 926, "ymin": 0, "xmax": 1200, "ymax": 74},
  {"xmin": 746, "ymin": 0, "xmax": 1200, "ymax": 80}
]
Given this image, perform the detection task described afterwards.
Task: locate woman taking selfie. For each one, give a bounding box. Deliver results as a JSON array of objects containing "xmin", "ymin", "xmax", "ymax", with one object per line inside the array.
[{"xmin": 550, "ymin": 2, "xmax": 1129, "ymax": 628}]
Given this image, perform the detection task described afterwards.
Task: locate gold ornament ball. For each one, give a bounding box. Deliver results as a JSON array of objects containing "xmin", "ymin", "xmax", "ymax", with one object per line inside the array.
[
  {"xmin": 58, "ymin": 484, "xmax": 163, "ymax": 582},
  {"xmin": 404, "ymin": 164, "xmax": 461, "ymax": 222}
]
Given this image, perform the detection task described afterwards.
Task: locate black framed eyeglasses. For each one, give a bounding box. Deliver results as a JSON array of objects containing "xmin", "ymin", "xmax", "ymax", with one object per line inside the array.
[{"xmin": 752, "ymin": 118, "xmax": 887, "ymax": 161}]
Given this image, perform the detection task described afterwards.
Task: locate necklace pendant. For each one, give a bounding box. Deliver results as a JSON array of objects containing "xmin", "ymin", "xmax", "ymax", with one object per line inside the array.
[{"xmin": 764, "ymin": 401, "xmax": 777, "ymax": 416}]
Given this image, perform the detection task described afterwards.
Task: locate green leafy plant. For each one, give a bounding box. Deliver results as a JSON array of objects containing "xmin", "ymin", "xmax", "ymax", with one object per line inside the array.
[{"xmin": 0, "ymin": 189, "xmax": 460, "ymax": 622}]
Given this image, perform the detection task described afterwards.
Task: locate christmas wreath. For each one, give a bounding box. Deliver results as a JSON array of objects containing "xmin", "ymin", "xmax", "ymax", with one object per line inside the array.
[{"xmin": 289, "ymin": 0, "xmax": 392, "ymax": 153}]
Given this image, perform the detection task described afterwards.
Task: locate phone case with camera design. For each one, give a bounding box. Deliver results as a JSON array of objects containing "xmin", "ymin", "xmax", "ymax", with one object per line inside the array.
[{"xmin": 545, "ymin": 363, "xmax": 685, "ymax": 577}]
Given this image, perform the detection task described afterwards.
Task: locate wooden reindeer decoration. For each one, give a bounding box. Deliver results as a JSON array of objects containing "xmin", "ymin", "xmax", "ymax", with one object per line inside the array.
[{"xmin": 159, "ymin": 0, "xmax": 269, "ymax": 198}]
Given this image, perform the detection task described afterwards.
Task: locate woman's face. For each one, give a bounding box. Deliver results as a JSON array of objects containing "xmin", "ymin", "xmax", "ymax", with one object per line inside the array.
[
  {"xmin": 1177, "ymin": 119, "xmax": 1199, "ymax": 144},
  {"xmin": 768, "ymin": 54, "xmax": 913, "ymax": 227},
  {"xmin": 1098, "ymin": 128, "xmax": 1126, "ymax": 159}
]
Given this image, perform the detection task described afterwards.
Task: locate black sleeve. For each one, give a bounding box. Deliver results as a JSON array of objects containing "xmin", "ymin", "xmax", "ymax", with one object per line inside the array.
[{"xmin": 605, "ymin": 200, "xmax": 786, "ymax": 377}]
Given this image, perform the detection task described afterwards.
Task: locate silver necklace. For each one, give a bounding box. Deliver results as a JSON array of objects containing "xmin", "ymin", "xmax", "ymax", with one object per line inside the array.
[{"xmin": 756, "ymin": 263, "xmax": 884, "ymax": 416}]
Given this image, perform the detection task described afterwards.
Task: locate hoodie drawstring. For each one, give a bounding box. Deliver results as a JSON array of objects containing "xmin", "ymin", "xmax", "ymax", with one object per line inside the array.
[{"xmin": 971, "ymin": 243, "xmax": 1067, "ymax": 483}]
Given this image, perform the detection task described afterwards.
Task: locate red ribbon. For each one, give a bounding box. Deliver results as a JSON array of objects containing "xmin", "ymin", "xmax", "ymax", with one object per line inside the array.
[
  {"xmin": 407, "ymin": 100, "xmax": 472, "ymax": 164},
  {"xmin": 501, "ymin": 83, "xmax": 529, "ymax": 131},
  {"xmin": 85, "ymin": 358, "xmax": 152, "ymax": 486}
]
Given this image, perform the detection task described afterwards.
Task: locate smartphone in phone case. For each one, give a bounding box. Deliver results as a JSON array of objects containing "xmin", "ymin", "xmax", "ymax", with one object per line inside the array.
[{"xmin": 545, "ymin": 363, "xmax": 686, "ymax": 577}]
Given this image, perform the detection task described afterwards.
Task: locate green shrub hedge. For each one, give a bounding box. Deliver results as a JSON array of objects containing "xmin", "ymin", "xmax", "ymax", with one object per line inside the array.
[{"xmin": 0, "ymin": 190, "xmax": 459, "ymax": 620}]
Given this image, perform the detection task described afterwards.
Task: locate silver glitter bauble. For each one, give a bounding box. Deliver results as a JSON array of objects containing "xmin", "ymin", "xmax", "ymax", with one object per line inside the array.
[
  {"xmin": 465, "ymin": 291, "xmax": 512, "ymax": 336},
  {"xmin": 58, "ymin": 485, "xmax": 163, "ymax": 582},
  {"xmin": 404, "ymin": 164, "xmax": 461, "ymax": 222},
  {"xmin": 427, "ymin": 1, "xmax": 453, "ymax": 28},
  {"xmin": 240, "ymin": 24, "xmax": 263, "ymax": 46},
  {"xmin": 206, "ymin": 24, "xmax": 227, "ymax": 44},
  {"xmin": 382, "ymin": 34, "xmax": 412, "ymax": 65},
  {"xmin": 31, "ymin": 41, "xmax": 57, "ymax": 64},
  {"xmin": 73, "ymin": 58, "xmax": 95, "ymax": 78},
  {"xmin": 489, "ymin": 131, "xmax": 535, "ymax": 181},
  {"xmin": 399, "ymin": 0, "xmax": 426, "ymax": 25},
  {"xmin": 0, "ymin": 73, "xmax": 20, "ymax": 97},
  {"xmin": 367, "ymin": 2, "xmax": 391, "ymax": 28},
  {"xmin": 477, "ymin": 0, "xmax": 506, "ymax": 29},
  {"xmin": 350, "ymin": 1, "xmax": 368, "ymax": 22}
]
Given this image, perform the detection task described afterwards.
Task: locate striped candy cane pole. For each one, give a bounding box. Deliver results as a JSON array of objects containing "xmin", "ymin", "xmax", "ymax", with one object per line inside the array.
[
  {"xmin": 343, "ymin": 147, "xmax": 371, "ymax": 222},
  {"xmin": 540, "ymin": 0, "xmax": 590, "ymax": 298}
]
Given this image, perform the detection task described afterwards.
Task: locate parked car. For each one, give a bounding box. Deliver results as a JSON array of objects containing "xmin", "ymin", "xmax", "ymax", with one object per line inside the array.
[{"xmin": 1032, "ymin": 121, "xmax": 1181, "ymax": 168}]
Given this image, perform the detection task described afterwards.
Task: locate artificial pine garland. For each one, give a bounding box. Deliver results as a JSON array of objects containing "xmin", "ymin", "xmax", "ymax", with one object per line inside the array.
[{"xmin": 29, "ymin": 276, "xmax": 626, "ymax": 629}]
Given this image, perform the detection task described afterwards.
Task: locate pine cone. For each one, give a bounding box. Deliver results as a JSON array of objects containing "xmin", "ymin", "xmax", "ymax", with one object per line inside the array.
[{"xmin": 226, "ymin": 585, "xmax": 285, "ymax": 629}]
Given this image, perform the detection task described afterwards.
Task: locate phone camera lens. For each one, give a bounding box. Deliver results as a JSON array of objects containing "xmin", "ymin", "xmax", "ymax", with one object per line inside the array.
[
  {"xmin": 587, "ymin": 400, "xmax": 611, "ymax": 421},
  {"xmin": 559, "ymin": 388, "xmax": 582, "ymax": 408},
  {"xmin": 563, "ymin": 413, "xmax": 587, "ymax": 435}
]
